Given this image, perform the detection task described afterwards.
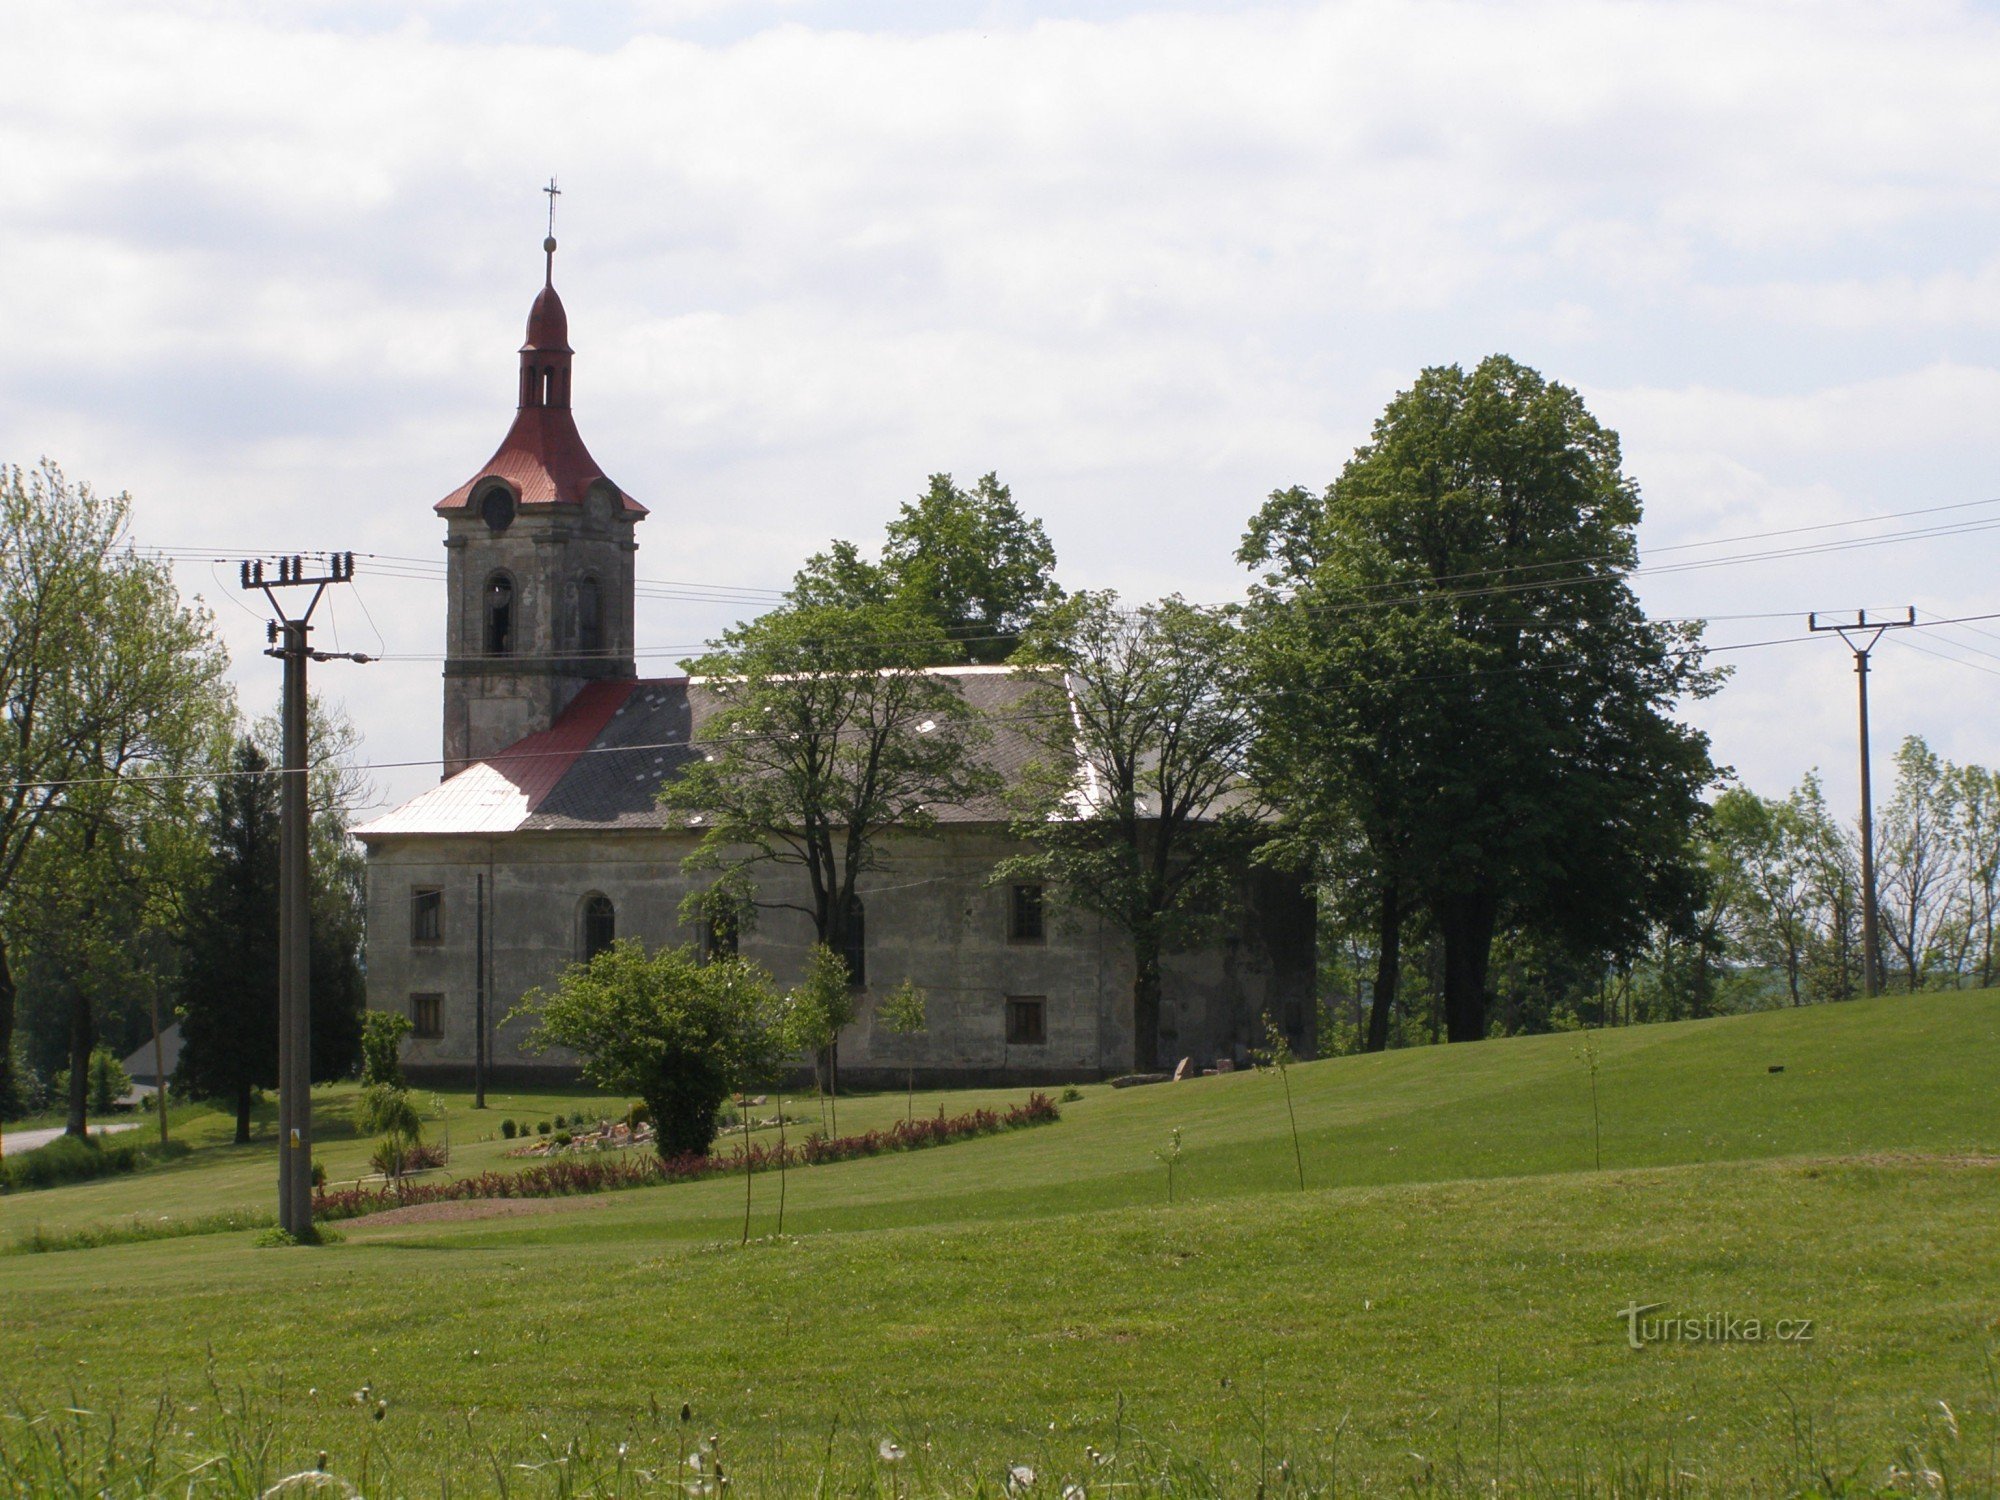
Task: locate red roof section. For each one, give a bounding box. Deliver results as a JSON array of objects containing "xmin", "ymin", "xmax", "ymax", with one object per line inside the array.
[
  {"xmin": 435, "ymin": 406, "xmax": 647, "ymax": 514},
  {"xmin": 435, "ymin": 261, "xmax": 647, "ymax": 517},
  {"xmin": 485, "ymin": 679, "xmax": 641, "ymax": 811}
]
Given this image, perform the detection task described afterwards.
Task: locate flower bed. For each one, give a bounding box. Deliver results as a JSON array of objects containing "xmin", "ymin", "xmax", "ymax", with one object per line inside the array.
[{"xmin": 313, "ymin": 1093, "xmax": 1060, "ymax": 1224}]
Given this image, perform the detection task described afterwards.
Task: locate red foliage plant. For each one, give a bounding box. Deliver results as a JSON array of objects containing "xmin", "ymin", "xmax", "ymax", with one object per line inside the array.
[{"xmin": 314, "ymin": 1093, "xmax": 1061, "ymax": 1224}]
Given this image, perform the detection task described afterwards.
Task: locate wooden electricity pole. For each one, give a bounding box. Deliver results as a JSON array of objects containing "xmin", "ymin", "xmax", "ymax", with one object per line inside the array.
[
  {"xmin": 1808, "ymin": 608, "xmax": 1915, "ymax": 998},
  {"xmin": 242, "ymin": 553, "xmax": 369, "ymax": 1237}
]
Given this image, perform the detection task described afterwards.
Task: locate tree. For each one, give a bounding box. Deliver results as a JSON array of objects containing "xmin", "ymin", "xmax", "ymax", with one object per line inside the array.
[
  {"xmin": 661, "ymin": 599, "xmax": 995, "ymax": 993},
  {"xmin": 1876, "ymin": 735, "xmax": 1960, "ymax": 991},
  {"xmin": 1948, "ymin": 763, "xmax": 2000, "ymax": 989},
  {"xmin": 791, "ymin": 473, "xmax": 1063, "ymax": 664},
  {"xmin": 515, "ymin": 941, "xmax": 780, "ymax": 1160},
  {"xmin": 787, "ymin": 943, "xmax": 856, "ymax": 1134},
  {"xmin": 875, "ymin": 977, "xmax": 928, "ymax": 1123},
  {"xmin": 0, "ymin": 462, "xmax": 232, "ymax": 1134},
  {"xmin": 1792, "ymin": 772, "xmax": 1864, "ymax": 1003},
  {"xmin": 175, "ymin": 734, "xmax": 363, "ymax": 1142},
  {"xmin": 1001, "ymin": 592, "xmax": 1265, "ymax": 1071},
  {"xmin": 175, "ymin": 742, "xmax": 281, "ymax": 1143},
  {"xmin": 360, "ymin": 1011, "xmax": 413, "ymax": 1088},
  {"xmin": 1240, "ymin": 356, "xmax": 1721, "ymax": 1041}
]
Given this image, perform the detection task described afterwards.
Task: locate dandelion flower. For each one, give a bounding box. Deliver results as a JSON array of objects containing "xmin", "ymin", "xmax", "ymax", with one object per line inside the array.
[
  {"xmin": 1006, "ymin": 1463, "xmax": 1036, "ymax": 1494},
  {"xmin": 879, "ymin": 1440, "xmax": 906, "ymax": 1462},
  {"xmin": 1064, "ymin": 1486, "xmax": 1086, "ymax": 1500}
]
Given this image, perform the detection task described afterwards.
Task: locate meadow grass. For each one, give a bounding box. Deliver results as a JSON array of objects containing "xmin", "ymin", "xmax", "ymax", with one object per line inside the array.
[{"xmin": 0, "ymin": 992, "xmax": 1996, "ymax": 1494}]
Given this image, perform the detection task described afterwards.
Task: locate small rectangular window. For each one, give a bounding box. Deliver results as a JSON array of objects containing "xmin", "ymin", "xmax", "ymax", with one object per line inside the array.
[
  {"xmin": 1009, "ymin": 883, "xmax": 1045, "ymax": 943},
  {"xmin": 1005, "ymin": 996, "xmax": 1047, "ymax": 1046},
  {"xmin": 411, "ymin": 888, "xmax": 443, "ymax": 944},
  {"xmin": 412, "ymin": 993, "xmax": 444, "ymax": 1040}
]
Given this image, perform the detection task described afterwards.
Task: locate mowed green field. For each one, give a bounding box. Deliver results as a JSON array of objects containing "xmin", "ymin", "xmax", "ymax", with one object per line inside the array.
[{"xmin": 2, "ymin": 993, "xmax": 1998, "ymax": 1495}]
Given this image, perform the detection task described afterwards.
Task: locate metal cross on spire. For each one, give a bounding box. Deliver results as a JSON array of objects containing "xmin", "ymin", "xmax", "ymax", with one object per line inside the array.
[{"xmin": 542, "ymin": 176, "xmax": 562, "ymax": 285}]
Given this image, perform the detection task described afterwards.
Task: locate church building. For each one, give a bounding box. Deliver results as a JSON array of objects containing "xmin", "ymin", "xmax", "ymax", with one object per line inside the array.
[{"xmin": 356, "ymin": 236, "xmax": 1316, "ymax": 1086}]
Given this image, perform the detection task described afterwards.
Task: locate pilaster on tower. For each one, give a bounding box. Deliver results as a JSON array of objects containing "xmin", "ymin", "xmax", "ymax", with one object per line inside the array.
[{"xmin": 434, "ymin": 230, "xmax": 645, "ymax": 779}]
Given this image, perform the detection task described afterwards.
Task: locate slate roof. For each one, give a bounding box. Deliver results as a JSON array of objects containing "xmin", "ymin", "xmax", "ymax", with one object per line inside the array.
[{"xmin": 356, "ymin": 666, "xmax": 1057, "ymax": 840}]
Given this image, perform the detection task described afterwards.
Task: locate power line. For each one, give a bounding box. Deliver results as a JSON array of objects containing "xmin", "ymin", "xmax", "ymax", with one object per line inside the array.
[{"xmin": 13, "ymin": 612, "xmax": 2000, "ymax": 798}]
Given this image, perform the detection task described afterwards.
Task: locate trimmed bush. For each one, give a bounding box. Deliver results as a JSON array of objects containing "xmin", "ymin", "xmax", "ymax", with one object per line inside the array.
[
  {"xmin": 536, "ymin": 1120, "xmax": 551, "ymax": 1136},
  {"xmin": 500, "ymin": 1119, "xmax": 517, "ymax": 1139}
]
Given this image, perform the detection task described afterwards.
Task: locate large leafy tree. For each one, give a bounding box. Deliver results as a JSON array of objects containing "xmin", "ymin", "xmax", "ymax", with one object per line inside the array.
[
  {"xmin": 1241, "ymin": 356, "xmax": 1720, "ymax": 1042},
  {"xmin": 792, "ymin": 472, "xmax": 1063, "ymax": 664},
  {"xmin": 0, "ymin": 461, "xmax": 232, "ymax": 1130},
  {"xmin": 1000, "ymin": 592, "xmax": 1266, "ymax": 1071},
  {"xmin": 662, "ymin": 600, "xmax": 996, "ymax": 974}
]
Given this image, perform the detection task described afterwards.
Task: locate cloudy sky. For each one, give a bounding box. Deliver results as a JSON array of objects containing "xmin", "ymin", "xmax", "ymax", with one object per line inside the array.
[{"xmin": 4, "ymin": 0, "xmax": 1998, "ymax": 818}]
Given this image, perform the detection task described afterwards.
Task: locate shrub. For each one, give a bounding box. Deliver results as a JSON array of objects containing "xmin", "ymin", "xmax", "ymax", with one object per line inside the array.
[
  {"xmin": 357, "ymin": 1085, "xmax": 423, "ymax": 1140},
  {"xmin": 1061, "ymin": 1085, "xmax": 1084, "ymax": 1103},
  {"xmin": 536, "ymin": 1120, "xmax": 551, "ymax": 1136},
  {"xmin": 87, "ymin": 1048, "xmax": 131, "ymax": 1114},
  {"xmin": 552, "ymin": 1129, "xmax": 574, "ymax": 1148},
  {"xmin": 311, "ymin": 1159, "xmax": 327, "ymax": 1189},
  {"xmin": 500, "ymin": 1119, "xmax": 517, "ymax": 1139},
  {"xmin": 514, "ymin": 942, "xmax": 781, "ymax": 1160},
  {"xmin": 359, "ymin": 1012, "xmax": 413, "ymax": 1088},
  {"xmin": 625, "ymin": 1102, "xmax": 650, "ymax": 1131},
  {"xmin": 1, "ymin": 1133, "xmax": 192, "ymax": 1193},
  {"xmin": 369, "ymin": 1137, "xmax": 445, "ymax": 1178}
]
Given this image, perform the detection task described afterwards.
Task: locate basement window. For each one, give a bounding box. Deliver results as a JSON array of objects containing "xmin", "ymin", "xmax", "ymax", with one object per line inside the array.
[
  {"xmin": 1005, "ymin": 997, "xmax": 1047, "ymax": 1046},
  {"xmin": 411, "ymin": 993, "xmax": 444, "ymax": 1040}
]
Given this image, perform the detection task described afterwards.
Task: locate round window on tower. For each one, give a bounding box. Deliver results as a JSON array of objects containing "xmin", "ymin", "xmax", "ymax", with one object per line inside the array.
[{"xmin": 481, "ymin": 487, "xmax": 515, "ymax": 533}]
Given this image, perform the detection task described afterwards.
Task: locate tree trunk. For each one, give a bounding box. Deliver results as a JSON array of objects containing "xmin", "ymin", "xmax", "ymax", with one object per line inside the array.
[
  {"xmin": 1133, "ymin": 940, "xmax": 1163, "ymax": 1072},
  {"xmin": 1435, "ymin": 891, "xmax": 1497, "ymax": 1043},
  {"xmin": 0, "ymin": 937, "xmax": 14, "ymax": 1117},
  {"xmin": 1364, "ymin": 885, "xmax": 1402, "ymax": 1053},
  {"xmin": 235, "ymin": 1083, "xmax": 252, "ymax": 1145},
  {"xmin": 65, "ymin": 985, "xmax": 94, "ymax": 1137}
]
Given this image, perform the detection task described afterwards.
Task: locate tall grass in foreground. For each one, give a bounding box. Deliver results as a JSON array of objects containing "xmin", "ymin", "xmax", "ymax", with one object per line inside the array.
[
  {"xmin": 3, "ymin": 1208, "xmax": 275, "ymax": 1256},
  {"xmin": 5, "ymin": 1374, "xmax": 1993, "ymax": 1498}
]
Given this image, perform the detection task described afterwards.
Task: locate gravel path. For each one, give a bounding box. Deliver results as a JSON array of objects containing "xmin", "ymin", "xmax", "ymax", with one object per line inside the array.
[{"xmin": 2, "ymin": 1122, "xmax": 140, "ymax": 1155}]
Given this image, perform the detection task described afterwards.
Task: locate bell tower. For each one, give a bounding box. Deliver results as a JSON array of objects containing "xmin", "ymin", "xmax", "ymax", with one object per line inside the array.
[{"xmin": 435, "ymin": 226, "xmax": 646, "ymax": 778}]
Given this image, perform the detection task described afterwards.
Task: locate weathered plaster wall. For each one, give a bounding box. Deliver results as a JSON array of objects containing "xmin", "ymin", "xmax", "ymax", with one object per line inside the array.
[{"xmin": 362, "ymin": 827, "xmax": 1315, "ymax": 1085}]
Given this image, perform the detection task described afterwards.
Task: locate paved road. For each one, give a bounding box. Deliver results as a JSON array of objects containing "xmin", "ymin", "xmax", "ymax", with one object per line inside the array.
[{"xmin": 2, "ymin": 1121, "xmax": 139, "ymax": 1155}]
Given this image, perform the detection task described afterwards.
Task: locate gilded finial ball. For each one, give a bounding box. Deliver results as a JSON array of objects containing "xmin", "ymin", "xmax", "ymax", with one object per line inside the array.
[{"xmin": 544, "ymin": 236, "xmax": 558, "ymax": 253}]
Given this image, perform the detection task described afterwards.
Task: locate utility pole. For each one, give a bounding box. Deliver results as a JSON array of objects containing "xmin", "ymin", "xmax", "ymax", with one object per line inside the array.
[
  {"xmin": 474, "ymin": 871, "xmax": 487, "ymax": 1110},
  {"xmin": 1808, "ymin": 608, "xmax": 1916, "ymax": 998},
  {"xmin": 242, "ymin": 553, "xmax": 369, "ymax": 1238}
]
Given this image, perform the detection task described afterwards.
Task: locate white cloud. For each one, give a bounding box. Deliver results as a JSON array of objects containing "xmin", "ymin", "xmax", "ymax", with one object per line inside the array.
[{"xmin": 2, "ymin": 0, "xmax": 1999, "ymax": 812}]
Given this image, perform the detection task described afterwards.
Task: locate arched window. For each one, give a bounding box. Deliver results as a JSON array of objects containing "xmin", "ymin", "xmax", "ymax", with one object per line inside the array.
[
  {"xmin": 581, "ymin": 893, "xmax": 615, "ymax": 962},
  {"xmin": 842, "ymin": 892, "xmax": 866, "ymax": 989},
  {"xmin": 577, "ymin": 576, "xmax": 602, "ymax": 655},
  {"xmin": 542, "ymin": 365, "xmax": 556, "ymax": 405},
  {"xmin": 484, "ymin": 574, "xmax": 514, "ymax": 656}
]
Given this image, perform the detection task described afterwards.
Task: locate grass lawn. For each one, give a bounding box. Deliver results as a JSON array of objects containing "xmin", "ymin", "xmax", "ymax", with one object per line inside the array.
[{"xmin": 1, "ymin": 992, "xmax": 1997, "ymax": 1495}]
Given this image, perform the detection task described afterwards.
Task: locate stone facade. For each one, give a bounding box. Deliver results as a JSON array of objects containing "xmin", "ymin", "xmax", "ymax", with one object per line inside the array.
[
  {"xmin": 363, "ymin": 826, "xmax": 1317, "ymax": 1086},
  {"xmin": 441, "ymin": 489, "xmax": 639, "ymax": 774}
]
